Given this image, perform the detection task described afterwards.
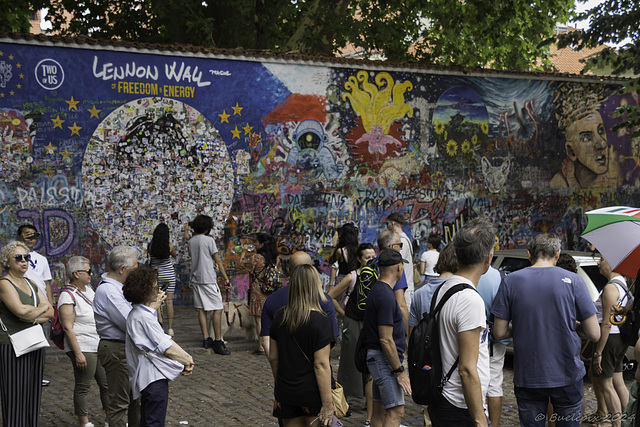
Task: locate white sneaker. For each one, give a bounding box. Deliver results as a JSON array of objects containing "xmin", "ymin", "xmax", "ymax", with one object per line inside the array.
[
  {"xmin": 168, "ymin": 328, "xmax": 174, "ymax": 337},
  {"xmin": 83, "ymin": 423, "xmax": 94, "ymax": 427}
]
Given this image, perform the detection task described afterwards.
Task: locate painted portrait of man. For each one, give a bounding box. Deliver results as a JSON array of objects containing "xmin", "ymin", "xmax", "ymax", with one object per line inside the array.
[{"xmin": 551, "ymin": 83, "xmax": 622, "ymax": 189}]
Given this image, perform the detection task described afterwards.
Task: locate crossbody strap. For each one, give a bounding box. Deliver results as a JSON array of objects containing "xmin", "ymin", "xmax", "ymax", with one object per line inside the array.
[
  {"xmin": 293, "ymin": 335, "xmax": 312, "ymax": 366},
  {"xmin": 67, "ymin": 286, "xmax": 93, "ymax": 307},
  {"xmin": 428, "ymin": 281, "xmax": 477, "ymax": 383}
]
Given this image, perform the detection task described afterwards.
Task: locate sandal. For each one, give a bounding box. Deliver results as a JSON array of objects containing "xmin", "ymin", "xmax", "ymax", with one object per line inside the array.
[{"xmin": 252, "ymin": 349, "xmax": 265, "ymax": 355}]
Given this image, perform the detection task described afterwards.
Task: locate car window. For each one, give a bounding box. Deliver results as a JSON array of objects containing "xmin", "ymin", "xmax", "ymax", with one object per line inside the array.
[
  {"xmin": 497, "ymin": 257, "xmax": 531, "ymax": 274},
  {"xmin": 581, "ymin": 265, "xmax": 608, "ymax": 292}
]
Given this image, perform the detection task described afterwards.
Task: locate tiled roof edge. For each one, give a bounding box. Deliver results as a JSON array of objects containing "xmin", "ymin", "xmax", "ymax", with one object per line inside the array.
[{"xmin": 1, "ymin": 32, "xmax": 631, "ymax": 84}]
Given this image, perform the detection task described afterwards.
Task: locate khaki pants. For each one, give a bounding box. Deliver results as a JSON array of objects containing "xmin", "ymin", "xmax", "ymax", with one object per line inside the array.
[
  {"xmin": 98, "ymin": 340, "xmax": 140, "ymax": 427},
  {"xmin": 66, "ymin": 351, "xmax": 109, "ymax": 416}
]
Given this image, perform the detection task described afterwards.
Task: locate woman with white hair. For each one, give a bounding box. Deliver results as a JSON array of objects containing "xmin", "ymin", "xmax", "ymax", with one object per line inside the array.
[
  {"xmin": 59, "ymin": 256, "xmax": 109, "ymax": 427},
  {"xmin": 0, "ymin": 240, "xmax": 54, "ymax": 426}
]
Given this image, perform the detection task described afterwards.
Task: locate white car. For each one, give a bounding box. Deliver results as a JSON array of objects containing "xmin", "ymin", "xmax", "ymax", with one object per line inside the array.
[{"xmin": 492, "ymin": 249, "xmax": 606, "ymax": 302}]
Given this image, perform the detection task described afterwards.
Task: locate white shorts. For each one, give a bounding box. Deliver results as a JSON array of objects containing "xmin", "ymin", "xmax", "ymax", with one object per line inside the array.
[
  {"xmin": 487, "ymin": 341, "xmax": 507, "ymax": 397},
  {"xmin": 191, "ymin": 282, "xmax": 223, "ymax": 311}
]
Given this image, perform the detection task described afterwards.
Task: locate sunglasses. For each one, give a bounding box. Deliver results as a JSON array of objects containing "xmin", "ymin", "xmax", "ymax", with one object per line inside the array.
[
  {"xmin": 75, "ymin": 270, "xmax": 93, "ymax": 275},
  {"xmin": 392, "ymin": 242, "xmax": 403, "ymax": 249},
  {"xmin": 22, "ymin": 232, "xmax": 42, "ymax": 241},
  {"xmin": 14, "ymin": 254, "xmax": 31, "ymax": 262}
]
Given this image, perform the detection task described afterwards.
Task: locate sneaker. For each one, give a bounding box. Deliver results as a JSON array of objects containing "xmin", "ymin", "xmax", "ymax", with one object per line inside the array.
[
  {"xmin": 83, "ymin": 423, "xmax": 94, "ymax": 427},
  {"xmin": 212, "ymin": 340, "xmax": 231, "ymax": 355},
  {"xmin": 363, "ymin": 422, "xmax": 371, "ymax": 427},
  {"xmin": 203, "ymin": 337, "xmax": 214, "ymax": 349},
  {"xmin": 41, "ymin": 379, "xmax": 50, "ymax": 386},
  {"xmin": 168, "ymin": 328, "xmax": 174, "ymax": 337}
]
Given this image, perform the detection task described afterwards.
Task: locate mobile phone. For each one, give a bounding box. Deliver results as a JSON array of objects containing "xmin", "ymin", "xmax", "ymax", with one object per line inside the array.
[{"xmin": 160, "ymin": 282, "xmax": 170, "ymax": 292}]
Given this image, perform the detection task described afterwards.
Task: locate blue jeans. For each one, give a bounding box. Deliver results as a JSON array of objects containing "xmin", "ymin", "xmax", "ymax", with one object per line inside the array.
[
  {"xmin": 514, "ymin": 379, "xmax": 584, "ymax": 427},
  {"xmin": 366, "ymin": 349, "xmax": 405, "ymax": 409}
]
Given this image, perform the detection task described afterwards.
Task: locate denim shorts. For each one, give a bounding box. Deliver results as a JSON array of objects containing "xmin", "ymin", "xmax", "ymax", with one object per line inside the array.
[{"xmin": 366, "ymin": 349, "xmax": 405, "ymax": 409}]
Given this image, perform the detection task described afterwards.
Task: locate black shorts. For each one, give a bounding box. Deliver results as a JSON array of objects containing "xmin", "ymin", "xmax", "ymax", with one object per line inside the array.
[{"xmin": 273, "ymin": 400, "xmax": 321, "ymax": 419}]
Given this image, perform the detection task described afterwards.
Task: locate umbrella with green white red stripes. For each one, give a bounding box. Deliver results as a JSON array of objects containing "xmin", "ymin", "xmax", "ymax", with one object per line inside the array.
[{"xmin": 581, "ymin": 206, "xmax": 640, "ymax": 277}]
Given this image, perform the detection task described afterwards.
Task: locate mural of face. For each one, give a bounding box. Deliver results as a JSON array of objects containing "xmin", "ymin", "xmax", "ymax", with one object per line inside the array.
[{"xmin": 564, "ymin": 111, "xmax": 608, "ymax": 176}]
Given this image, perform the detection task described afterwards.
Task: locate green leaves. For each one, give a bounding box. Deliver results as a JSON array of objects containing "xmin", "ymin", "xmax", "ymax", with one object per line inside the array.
[
  {"xmin": 558, "ymin": 0, "xmax": 640, "ymax": 137},
  {"xmin": 18, "ymin": 0, "xmax": 573, "ymax": 71}
]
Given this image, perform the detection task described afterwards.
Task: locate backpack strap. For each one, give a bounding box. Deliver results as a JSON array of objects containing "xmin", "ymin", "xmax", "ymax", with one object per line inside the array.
[
  {"xmin": 428, "ymin": 281, "xmax": 477, "ymax": 384},
  {"xmin": 429, "ymin": 282, "xmax": 475, "ymax": 317}
]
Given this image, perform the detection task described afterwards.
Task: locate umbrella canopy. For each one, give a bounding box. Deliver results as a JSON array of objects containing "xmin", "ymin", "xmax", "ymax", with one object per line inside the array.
[{"xmin": 581, "ymin": 206, "xmax": 640, "ymax": 278}]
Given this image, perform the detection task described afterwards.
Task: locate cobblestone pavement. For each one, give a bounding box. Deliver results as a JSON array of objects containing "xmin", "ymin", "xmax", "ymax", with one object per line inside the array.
[{"xmin": 10, "ymin": 305, "xmax": 631, "ymax": 426}]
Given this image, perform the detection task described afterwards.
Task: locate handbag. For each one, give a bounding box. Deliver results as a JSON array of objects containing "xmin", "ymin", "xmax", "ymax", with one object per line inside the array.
[
  {"xmin": 331, "ymin": 381, "xmax": 349, "ymax": 418},
  {"xmin": 294, "ymin": 337, "xmax": 349, "ymax": 418},
  {"xmin": 0, "ymin": 279, "xmax": 49, "ymax": 357}
]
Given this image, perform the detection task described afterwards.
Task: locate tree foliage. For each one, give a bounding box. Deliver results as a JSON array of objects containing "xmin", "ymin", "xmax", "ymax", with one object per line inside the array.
[
  {"xmin": 0, "ymin": 0, "xmax": 46, "ymax": 33},
  {"xmin": 558, "ymin": 0, "xmax": 640, "ymax": 137},
  {"xmin": 23, "ymin": 0, "xmax": 574, "ymax": 71}
]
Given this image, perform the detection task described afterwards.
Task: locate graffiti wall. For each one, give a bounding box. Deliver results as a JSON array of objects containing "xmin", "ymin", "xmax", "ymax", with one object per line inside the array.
[{"xmin": 1, "ymin": 37, "xmax": 639, "ymax": 303}]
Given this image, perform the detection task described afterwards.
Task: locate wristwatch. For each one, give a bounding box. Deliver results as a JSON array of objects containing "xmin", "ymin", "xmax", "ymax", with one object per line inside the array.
[{"xmin": 391, "ymin": 365, "xmax": 404, "ymax": 374}]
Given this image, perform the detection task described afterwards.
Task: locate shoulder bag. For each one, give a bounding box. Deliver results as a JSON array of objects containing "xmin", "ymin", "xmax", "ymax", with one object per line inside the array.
[
  {"xmin": 293, "ymin": 336, "xmax": 349, "ymax": 418},
  {"xmin": 0, "ymin": 278, "xmax": 50, "ymax": 357}
]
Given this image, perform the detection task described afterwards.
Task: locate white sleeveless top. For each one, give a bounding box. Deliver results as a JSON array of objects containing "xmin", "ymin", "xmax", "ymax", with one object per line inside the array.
[{"xmin": 595, "ymin": 276, "xmax": 629, "ymax": 334}]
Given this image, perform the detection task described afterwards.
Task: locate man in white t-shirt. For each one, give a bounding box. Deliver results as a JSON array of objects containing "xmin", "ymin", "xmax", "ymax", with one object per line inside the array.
[
  {"xmin": 186, "ymin": 214, "xmax": 231, "ymax": 355},
  {"xmin": 385, "ymin": 212, "xmax": 414, "ymax": 308},
  {"xmin": 18, "ymin": 224, "xmax": 53, "ymax": 306},
  {"xmin": 427, "ymin": 217, "xmax": 494, "ymax": 427}
]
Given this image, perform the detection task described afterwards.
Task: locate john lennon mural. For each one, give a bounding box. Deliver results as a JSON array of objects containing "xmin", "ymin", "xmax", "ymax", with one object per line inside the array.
[{"xmin": 0, "ymin": 37, "xmax": 639, "ymax": 303}]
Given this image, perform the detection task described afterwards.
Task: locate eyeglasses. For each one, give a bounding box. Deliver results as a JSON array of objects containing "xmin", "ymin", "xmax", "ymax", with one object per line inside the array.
[
  {"xmin": 75, "ymin": 270, "xmax": 93, "ymax": 275},
  {"xmin": 391, "ymin": 242, "xmax": 403, "ymax": 249},
  {"xmin": 14, "ymin": 254, "xmax": 31, "ymax": 262},
  {"xmin": 22, "ymin": 232, "xmax": 41, "ymax": 241}
]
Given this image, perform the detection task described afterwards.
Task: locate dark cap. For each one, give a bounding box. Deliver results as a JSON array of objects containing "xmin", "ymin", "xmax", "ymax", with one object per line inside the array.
[
  {"xmin": 378, "ymin": 249, "xmax": 408, "ymax": 266},
  {"xmin": 386, "ymin": 212, "xmax": 406, "ymax": 225}
]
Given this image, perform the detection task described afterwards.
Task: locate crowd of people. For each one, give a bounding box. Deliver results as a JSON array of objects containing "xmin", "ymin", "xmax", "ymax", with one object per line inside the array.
[{"xmin": 1, "ymin": 214, "xmax": 640, "ymax": 427}]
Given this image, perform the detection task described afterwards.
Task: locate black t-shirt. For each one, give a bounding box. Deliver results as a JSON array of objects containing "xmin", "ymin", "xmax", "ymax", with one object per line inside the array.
[
  {"xmin": 271, "ymin": 309, "xmax": 335, "ymax": 406},
  {"xmin": 344, "ymin": 272, "xmax": 361, "ymax": 320},
  {"xmin": 364, "ymin": 280, "xmax": 406, "ymax": 361}
]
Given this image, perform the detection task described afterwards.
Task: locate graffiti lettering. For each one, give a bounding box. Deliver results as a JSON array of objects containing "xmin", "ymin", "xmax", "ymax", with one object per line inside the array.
[
  {"xmin": 93, "ymin": 56, "xmax": 159, "ymax": 81},
  {"xmin": 16, "ymin": 208, "xmax": 75, "ymax": 256},
  {"xmin": 164, "ymin": 62, "xmax": 211, "ymax": 87}
]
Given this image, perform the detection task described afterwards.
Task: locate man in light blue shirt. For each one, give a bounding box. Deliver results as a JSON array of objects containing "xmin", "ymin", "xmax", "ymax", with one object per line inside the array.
[
  {"xmin": 477, "ymin": 265, "xmax": 510, "ymax": 427},
  {"xmin": 94, "ymin": 245, "xmax": 140, "ymax": 427}
]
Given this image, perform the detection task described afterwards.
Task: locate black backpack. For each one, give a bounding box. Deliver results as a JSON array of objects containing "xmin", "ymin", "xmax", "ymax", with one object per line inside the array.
[
  {"xmin": 408, "ymin": 282, "xmax": 474, "ymax": 406},
  {"xmin": 350, "ymin": 259, "xmax": 380, "ymax": 321}
]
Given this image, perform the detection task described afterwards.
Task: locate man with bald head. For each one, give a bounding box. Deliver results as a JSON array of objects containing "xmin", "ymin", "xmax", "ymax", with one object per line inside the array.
[{"xmin": 260, "ymin": 250, "xmax": 338, "ymax": 360}]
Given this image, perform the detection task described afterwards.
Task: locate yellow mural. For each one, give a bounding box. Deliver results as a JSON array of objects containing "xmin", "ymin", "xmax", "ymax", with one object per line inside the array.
[{"xmin": 342, "ymin": 71, "xmax": 414, "ymax": 134}]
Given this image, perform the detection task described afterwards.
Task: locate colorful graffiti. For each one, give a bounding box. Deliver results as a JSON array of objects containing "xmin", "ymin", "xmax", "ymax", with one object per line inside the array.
[{"xmin": 1, "ymin": 38, "xmax": 639, "ymax": 303}]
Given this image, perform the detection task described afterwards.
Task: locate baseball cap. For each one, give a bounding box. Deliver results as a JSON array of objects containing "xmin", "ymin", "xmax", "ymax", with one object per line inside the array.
[
  {"xmin": 386, "ymin": 212, "xmax": 406, "ymax": 225},
  {"xmin": 378, "ymin": 249, "xmax": 408, "ymax": 266}
]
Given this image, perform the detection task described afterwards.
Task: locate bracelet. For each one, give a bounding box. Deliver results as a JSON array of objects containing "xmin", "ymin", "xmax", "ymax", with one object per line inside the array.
[{"xmin": 593, "ymin": 353, "xmax": 602, "ymax": 358}]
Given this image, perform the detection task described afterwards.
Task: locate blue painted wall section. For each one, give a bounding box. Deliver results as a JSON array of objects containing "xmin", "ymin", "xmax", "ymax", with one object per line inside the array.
[{"xmin": 1, "ymin": 39, "xmax": 639, "ymax": 303}]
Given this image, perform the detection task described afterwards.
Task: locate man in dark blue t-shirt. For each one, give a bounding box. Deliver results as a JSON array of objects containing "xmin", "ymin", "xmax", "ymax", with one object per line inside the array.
[
  {"xmin": 364, "ymin": 249, "xmax": 412, "ymax": 426},
  {"xmin": 492, "ymin": 233, "xmax": 600, "ymax": 427},
  {"xmin": 260, "ymin": 251, "xmax": 338, "ymax": 362}
]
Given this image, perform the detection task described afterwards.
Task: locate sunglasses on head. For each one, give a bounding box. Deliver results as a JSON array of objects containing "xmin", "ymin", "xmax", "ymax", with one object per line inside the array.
[{"xmin": 14, "ymin": 254, "xmax": 31, "ymax": 262}]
